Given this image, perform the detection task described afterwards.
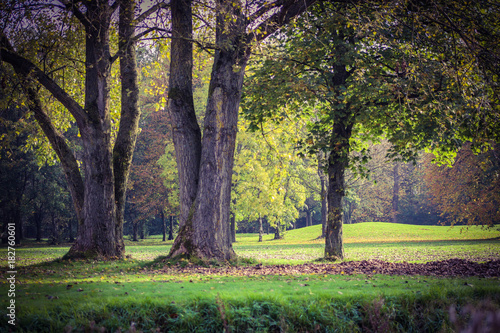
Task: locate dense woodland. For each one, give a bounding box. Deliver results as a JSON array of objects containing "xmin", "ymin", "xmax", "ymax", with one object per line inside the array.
[{"xmin": 0, "ymin": 0, "xmax": 499, "ymax": 260}]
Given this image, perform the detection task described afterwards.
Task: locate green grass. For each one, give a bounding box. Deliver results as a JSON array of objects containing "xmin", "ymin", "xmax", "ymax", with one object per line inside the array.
[
  {"xmin": 6, "ymin": 222, "xmax": 500, "ymax": 266},
  {"xmin": 1, "ymin": 222, "xmax": 499, "ymax": 332}
]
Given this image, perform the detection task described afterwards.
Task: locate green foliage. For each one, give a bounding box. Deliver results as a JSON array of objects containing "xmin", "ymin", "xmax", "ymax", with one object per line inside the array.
[
  {"xmin": 243, "ymin": 1, "xmax": 497, "ymax": 166},
  {"xmin": 232, "ymin": 118, "xmax": 312, "ymax": 233}
]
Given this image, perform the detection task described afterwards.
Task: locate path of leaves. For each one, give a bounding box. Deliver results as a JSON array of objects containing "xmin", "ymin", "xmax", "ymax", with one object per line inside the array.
[{"xmin": 156, "ymin": 259, "xmax": 500, "ymax": 277}]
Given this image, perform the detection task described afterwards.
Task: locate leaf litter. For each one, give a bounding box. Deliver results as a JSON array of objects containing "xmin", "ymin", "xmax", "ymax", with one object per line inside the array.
[{"xmin": 152, "ymin": 259, "xmax": 500, "ymax": 278}]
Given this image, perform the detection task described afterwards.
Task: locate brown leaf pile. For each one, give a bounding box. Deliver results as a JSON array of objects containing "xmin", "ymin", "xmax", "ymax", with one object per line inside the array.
[{"xmin": 155, "ymin": 259, "xmax": 500, "ymax": 277}]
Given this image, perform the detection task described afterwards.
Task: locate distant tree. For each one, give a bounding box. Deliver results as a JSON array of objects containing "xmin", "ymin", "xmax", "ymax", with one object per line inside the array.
[
  {"xmin": 424, "ymin": 143, "xmax": 500, "ymax": 227},
  {"xmin": 232, "ymin": 119, "xmax": 308, "ymax": 241}
]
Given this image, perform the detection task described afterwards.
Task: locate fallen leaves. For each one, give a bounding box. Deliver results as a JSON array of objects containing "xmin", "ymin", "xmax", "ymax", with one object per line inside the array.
[{"xmin": 150, "ymin": 259, "xmax": 500, "ymax": 278}]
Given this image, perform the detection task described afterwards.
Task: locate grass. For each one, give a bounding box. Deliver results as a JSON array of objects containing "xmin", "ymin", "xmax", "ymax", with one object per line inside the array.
[
  {"xmin": 7, "ymin": 222, "xmax": 500, "ymax": 266},
  {"xmin": 1, "ymin": 222, "xmax": 499, "ymax": 332}
]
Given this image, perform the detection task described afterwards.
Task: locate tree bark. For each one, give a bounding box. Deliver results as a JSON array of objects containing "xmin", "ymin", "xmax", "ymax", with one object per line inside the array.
[
  {"xmin": 66, "ymin": 2, "xmax": 121, "ymax": 258},
  {"xmin": 230, "ymin": 212, "xmax": 236, "ymax": 243},
  {"xmin": 167, "ymin": 0, "xmax": 201, "ymax": 228},
  {"xmin": 324, "ymin": 59, "xmax": 353, "ymax": 260},
  {"xmin": 169, "ymin": 0, "xmax": 249, "ymax": 261},
  {"xmin": 113, "ymin": 0, "xmax": 142, "ymax": 256},
  {"xmin": 168, "ymin": 216, "xmax": 174, "ymax": 241},
  {"xmin": 392, "ymin": 162, "xmax": 400, "ymax": 223},
  {"xmin": 318, "ymin": 153, "xmax": 327, "ymax": 237},
  {"xmin": 1, "ymin": 0, "xmax": 155, "ymax": 259},
  {"xmin": 168, "ymin": 0, "xmax": 317, "ymax": 261},
  {"xmin": 324, "ymin": 126, "xmax": 351, "ymax": 260},
  {"xmin": 274, "ymin": 225, "xmax": 282, "ymax": 240}
]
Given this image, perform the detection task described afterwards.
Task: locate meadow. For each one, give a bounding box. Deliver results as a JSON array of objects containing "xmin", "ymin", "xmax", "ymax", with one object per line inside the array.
[{"xmin": 1, "ymin": 222, "xmax": 499, "ymax": 332}]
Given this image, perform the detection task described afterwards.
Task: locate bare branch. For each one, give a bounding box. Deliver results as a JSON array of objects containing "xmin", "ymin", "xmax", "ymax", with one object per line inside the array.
[
  {"xmin": 136, "ymin": 2, "xmax": 170, "ymax": 23},
  {"xmin": 252, "ymin": 0, "xmax": 318, "ymax": 43},
  {"xmin": 58, "ymin": 0, "xmax": 91, "ymax": 28}
]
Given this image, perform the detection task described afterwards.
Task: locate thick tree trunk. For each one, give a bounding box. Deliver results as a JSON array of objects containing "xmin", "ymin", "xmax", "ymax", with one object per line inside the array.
[
  {"xmin": 392, "ymin": 162, "xmax": 400, "ymax": 223},
  {"xmin": 167, "ymin": 0, "xmax": 201, "ymax": 228},
  {"xmin": 306, "ymin": 210, "xmax": 312, "ymax": 227},
  {"xmin": 66, "ymin": 3, "xmax": 121, "ymax": 259},
  {"xmin": 0, "ymin": 1, "xmax": 148, "ymax": 260},
  {"xmin": 168, "ymin": 0, "xmax": 317, "ymax": 261},
  {"xmin": 324, "ymin": 120, "xmax": 353, "ymax": 260},
  {"xmin": 169, "ymin": 0, "xmax": 249, "ymax": 261},
  {"xmin": 113, "ymin": 0, "xmax": 141, "ymax": 256}
]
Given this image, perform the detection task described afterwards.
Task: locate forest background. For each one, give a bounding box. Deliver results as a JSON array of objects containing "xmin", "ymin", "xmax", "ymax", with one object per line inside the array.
[{"xmin": 1, "ymin": 0, "xmax": 499, "ymax": 250}]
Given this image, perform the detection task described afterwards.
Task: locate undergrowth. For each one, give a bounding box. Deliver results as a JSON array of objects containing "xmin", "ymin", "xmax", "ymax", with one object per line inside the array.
[{"xmin": 7, "ymin": 293, "xmax": 500, "ymax": 332}]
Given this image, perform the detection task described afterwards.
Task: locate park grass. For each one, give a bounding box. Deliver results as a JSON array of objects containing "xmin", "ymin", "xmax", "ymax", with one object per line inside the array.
[
  {"xmin": 6, "ymin": 222, "xmax": 500, "ymax": 266},
  {"xmin": 1, "ymin": 222, "xmax": 499, "ymax": 332}
]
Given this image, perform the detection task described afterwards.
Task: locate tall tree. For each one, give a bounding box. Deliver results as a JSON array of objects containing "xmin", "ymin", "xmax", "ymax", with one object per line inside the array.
[
  {"xmin": 0, "ymin": 0, "xmax": 166, "ymax": 259},
  {"xmin": 167, "ymin": 0, "xmax": 317, "ymax": 261},
  {"xmin": 243, "ymin": 1, "xmax": 496, "ymax": 259}
]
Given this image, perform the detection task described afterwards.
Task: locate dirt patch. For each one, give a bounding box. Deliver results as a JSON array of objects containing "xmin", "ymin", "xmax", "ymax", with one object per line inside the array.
[{"xmin": 155, "ymin": 259, "xmax": 500, "ymax": 277}]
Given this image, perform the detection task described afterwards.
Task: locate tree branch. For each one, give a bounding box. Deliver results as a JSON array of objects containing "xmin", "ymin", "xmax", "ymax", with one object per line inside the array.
[
  {"xmin": 136, "ymin": 2, "xmax": 170, "ymax": 23},
  {"xmin": 21, "ymin": 80, "xmax": 85, "ymax": 223},
  {"xmin": 251, "ymin": 0, "xmax": 318, "ymax": 43},
  {"xmin": 1, "ymin": 35, "xmax": 87, "ymax": 127},
  {"xmin": 58, "ymin": 0, "xmax": 91, "ymax": 28}
]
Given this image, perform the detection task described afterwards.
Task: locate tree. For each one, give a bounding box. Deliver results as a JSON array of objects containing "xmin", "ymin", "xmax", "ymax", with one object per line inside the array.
[
  {"xmin": 232, "ymin": 119, "xmax": 308, "ymax": 241},
  {"xmin": 424, "ymin": 143, "xmax": 500, "ymax": 227},
  {"xmin": 0, "ymin": 0, "xmax": 166, "ymax": 259},
  {"xmin": 167, "ymin": 0, "xmax": 317, "ymax": 261},
  {"xmin": 243, "ymin": 1, "xmax": 496, "ymax": 259}
]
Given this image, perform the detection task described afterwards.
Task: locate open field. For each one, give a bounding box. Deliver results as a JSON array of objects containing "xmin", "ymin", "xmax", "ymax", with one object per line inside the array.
[
  {"xmin": 1, "ymin": 223, "xmax": 499, "ymax": 332},
  {"xmin": 5, "ymin": 222, "xmax": 499, "ymax": 266}
]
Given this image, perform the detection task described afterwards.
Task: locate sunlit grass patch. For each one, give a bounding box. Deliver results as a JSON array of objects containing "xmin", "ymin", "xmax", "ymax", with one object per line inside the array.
[{"xmin": 2, "ymin": 273, "xmax": 499, "ymax": 332}]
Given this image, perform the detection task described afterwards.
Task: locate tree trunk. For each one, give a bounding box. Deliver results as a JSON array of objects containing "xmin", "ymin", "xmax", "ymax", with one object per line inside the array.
[
  {"xmin": 318, "ymin": 152, "xmax": 327, "ymax": 238},
  {"xmin": 258, "ymin": 214, "xmax": 263, "ymax": 242},
  {"xmin": 168, "ymin": 216, "xmax": 174, "ymax": 241},
  {"xmin": 167, "ymin": 0, "xmax": 317, "ymax": 261},
  {"xmin": 161, "ymin": 210, "xmax": 166, "ymax": 242},
  {"xmin": 167, "ymin": 0, "xmax": 201, "ymax": 229},
  {"xmin": 274, "ymin": 225, "xmax": 282, "ymax": 240},
  {"xmin": 324, "ymin": 118, "xmax": 353, "ymax": 260},
  {"xmin": 64, "ymin": 3, "xmax": 122, "ymax": 259},
  {"xmin": 113, "ymin": 0, "xmax": 142, "ymax": 256},
  {"xmin": 392, "ymin": 162, "xmax": 400, "ymax": 223},
  {"xmin": 169, "ymin": 0, "xmax": 249, "ymax": 261},
  {"xmin": 306, "ymin": 210, "xmax": 312, "ymax": 227},
  {"xmin": 1, "ymin": 0, "xmax": 148, "ymax": 260},
  {"xmin": 132, "ymin": 222, "xmax": 138, "ymax": 242},
  {"xmin": 230, "ymin": 212, "xmax": 236, "ymax": 243}
]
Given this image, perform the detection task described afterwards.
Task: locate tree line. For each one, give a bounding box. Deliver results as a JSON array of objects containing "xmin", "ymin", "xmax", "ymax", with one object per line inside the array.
[{"xmin": 1, "ymin": 0, "xmax": 498, "ymax": 261}]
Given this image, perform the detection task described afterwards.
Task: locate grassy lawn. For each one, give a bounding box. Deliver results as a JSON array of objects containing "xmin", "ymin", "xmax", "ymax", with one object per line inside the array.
[{"xmin": 1, "ymin": 222, "xmax": 499, "ymax": 332}]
